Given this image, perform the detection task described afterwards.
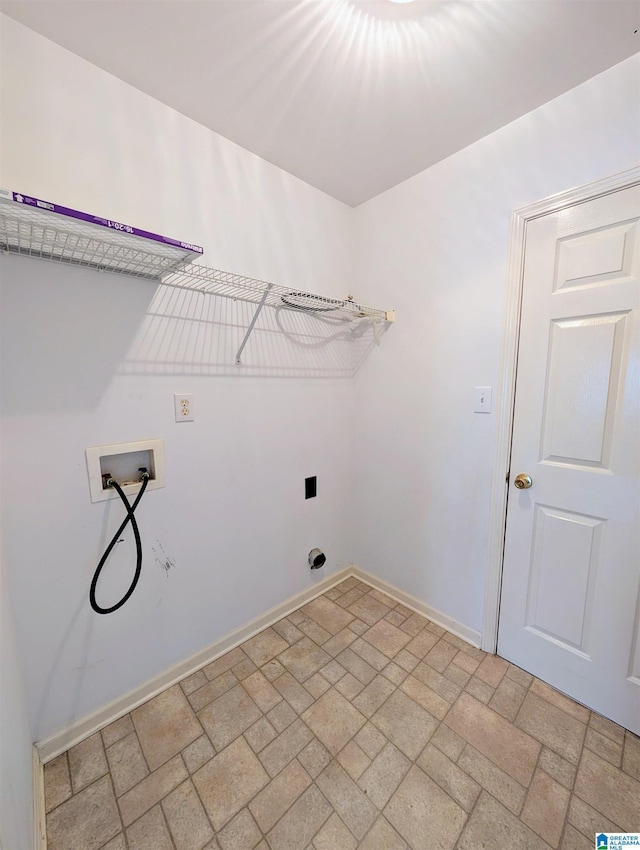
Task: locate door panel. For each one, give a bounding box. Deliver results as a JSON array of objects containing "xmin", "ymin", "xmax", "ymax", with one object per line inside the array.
[
  {"xmin": 498, "ymin": 184, "xmax": 640, "ymax": 733},
  {"xmin": 525, "ymin": 504, "xmax": 602, "ymax": 656},
  {"xmin": 554, "ymin": 219, "xmax": 638, "ymax": 291},
  {"xmin": 541, "ymin": 312, "xmax": 628, "ymax": 467}
]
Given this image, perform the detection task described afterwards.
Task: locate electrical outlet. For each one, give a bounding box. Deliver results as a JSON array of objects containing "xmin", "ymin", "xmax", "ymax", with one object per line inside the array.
[{"xmin": 174, "ymin": 393, "xmax": 194, "ymax": 422}]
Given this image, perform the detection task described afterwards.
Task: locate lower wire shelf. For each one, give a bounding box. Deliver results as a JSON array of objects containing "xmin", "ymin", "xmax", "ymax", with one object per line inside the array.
[
  {"xmin": 160, "ymin": 264, "xmax": 396, "ymax": 364},
  {"xmin": 161, "ymin": 263, "xmax": 395, "ymax": 323}
]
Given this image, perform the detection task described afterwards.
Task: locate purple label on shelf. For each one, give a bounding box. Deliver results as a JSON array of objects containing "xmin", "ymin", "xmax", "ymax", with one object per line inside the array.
[{"xmin": 9, "ymin": 191, "xmax": 203, "ymax": 254}]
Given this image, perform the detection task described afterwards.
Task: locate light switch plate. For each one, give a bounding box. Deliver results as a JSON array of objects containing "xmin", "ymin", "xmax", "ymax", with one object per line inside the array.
[{"xmin": 474, "ymin": 387, "xmax": 492, "ymax": 413}]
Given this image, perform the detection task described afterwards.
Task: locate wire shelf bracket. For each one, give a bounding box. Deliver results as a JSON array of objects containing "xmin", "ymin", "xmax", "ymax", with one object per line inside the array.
[{"xmin": 236, "ymin": 282, "xmax": 274, "ymax": 364}]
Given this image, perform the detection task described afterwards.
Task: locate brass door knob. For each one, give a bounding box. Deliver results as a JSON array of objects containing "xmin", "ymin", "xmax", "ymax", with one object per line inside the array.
[{"xmin": 514, "ymin": 473, "xmax": 533, "ymax": 490}]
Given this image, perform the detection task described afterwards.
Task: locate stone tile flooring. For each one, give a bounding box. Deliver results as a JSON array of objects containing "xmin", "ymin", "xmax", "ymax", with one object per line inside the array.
[{"xmin": 44, "ymin": 577, "xmax": 640, "ymax": 850}]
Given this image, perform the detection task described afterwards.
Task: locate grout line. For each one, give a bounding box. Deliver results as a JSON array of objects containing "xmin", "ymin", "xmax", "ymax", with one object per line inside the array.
[
  {"xmin": 103, "ymin": 768, "xmax": 126, "ymax": 849},
  {"xmin": 131, "ymin": 723, "xmax": 153, "ymax": 778},
  {"xmin": 158, "ymin": 800, "xmax": 178, "ymax": 850},
  {"xmin": 185, "ymin": 756, "xmax": 218, "ymax": 846}
]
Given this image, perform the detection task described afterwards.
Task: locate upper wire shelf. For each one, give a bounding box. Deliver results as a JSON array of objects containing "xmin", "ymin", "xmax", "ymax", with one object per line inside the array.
[
  {"xmin": 0, "ymin": 188, "xmax": 395, "ymax": 361},
  {"xmin": 0, "ymin": 189, "xmax": 202, "ymax": 280}
]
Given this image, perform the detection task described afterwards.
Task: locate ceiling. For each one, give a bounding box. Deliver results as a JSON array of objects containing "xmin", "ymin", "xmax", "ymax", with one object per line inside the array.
[{"xmin": 1, "ymin": 0, "xmax": 638, "ymax": 206}]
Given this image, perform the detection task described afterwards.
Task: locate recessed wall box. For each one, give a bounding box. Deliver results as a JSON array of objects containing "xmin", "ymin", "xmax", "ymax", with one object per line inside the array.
[{"xmin": 86, "ymin": 439, "xmax": 166, "ymax": 503}]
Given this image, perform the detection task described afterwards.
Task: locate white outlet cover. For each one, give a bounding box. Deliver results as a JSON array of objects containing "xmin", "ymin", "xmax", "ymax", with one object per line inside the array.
[
  {"xmin": 174, "ymin": 393, "xmax": 194, "ymax": 422},
  {"xmin": 86, "ymin": 438, "xmax": 166, "ymax": 503}
]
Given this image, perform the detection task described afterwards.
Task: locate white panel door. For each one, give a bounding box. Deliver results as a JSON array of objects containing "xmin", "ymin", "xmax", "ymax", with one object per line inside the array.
[{"xmin": 498, "ymin": 183, "xmax": 640, "ymax": 734}]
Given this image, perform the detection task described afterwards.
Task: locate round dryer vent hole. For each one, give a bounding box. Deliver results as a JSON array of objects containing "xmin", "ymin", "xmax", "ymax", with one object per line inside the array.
[{"xmin": 308, "ymin": 549, "xmax": 326, "ymax": 570}]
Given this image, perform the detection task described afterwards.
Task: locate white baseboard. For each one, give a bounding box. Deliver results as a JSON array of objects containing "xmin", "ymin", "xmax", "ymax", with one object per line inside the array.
[
  {"xmin": 36, "ymin": 564, "xmax": 483, "ymax": 764},
  {"xmin": 36, "ymin": 567, "xmax": 353, "ymax": 763},
  {"xmin": 350, "ymin": 566, "xmax": 483, "ymax": 649},
  {"xmin": 32, "ymin": 746, "xmax": 46, "ymax": 850}
]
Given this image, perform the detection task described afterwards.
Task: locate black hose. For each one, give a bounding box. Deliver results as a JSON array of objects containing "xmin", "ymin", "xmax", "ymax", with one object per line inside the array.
[{"xmin": 89, "ymin": 472, "xmax": 150, "ymax": 614}]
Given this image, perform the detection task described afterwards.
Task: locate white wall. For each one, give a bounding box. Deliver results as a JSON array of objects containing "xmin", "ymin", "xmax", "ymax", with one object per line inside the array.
[
  {"xmin": 0, "ymin": 554, "xmax": 34, "ymax": 850},
  {"xmin": 353, "ymin": 55, "xmax": 640, "ymax": 634},
  {"xmin": 0, "ymin": 16, "xmax": 357, "ymax": 744},
  {"xmin": 1, "ymin": 12, "xmax": 639, "ymax": 783}
]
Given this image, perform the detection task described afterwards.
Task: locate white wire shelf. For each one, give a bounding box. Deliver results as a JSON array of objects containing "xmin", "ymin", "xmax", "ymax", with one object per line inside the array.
[
  {"xmin": 161, "ymin": 263, "xmax": 395, "ymax": 323},
  {"xmin": 0, "ymin": 189, "xmax": 395, "ymax": 362},
  {"xmin": 0, "ymin": 189, "xmax": 201, "ymax": 280}
]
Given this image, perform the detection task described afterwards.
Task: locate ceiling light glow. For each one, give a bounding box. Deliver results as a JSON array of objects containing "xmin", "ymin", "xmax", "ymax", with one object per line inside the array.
[{"xmin": 388, "ymin": 0, "xmax": 417, "ymax": 3}]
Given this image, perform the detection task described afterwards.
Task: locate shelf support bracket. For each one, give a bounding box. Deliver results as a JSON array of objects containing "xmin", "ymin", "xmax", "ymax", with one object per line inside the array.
[{"xmin": 235, "ymin": 283, "xmax": 274, "ymax": 364}]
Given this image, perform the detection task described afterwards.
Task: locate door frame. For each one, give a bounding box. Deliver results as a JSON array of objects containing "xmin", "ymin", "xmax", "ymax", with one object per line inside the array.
[{"xmin": 481, "ymin": 165, "xmax": 640, "ymax": 654}]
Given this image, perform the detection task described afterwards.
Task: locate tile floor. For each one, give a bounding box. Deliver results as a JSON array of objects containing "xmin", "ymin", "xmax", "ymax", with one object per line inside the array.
[{"xmin": 44, "ymin": 578, "xmax": 640, "ymax": 850}]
